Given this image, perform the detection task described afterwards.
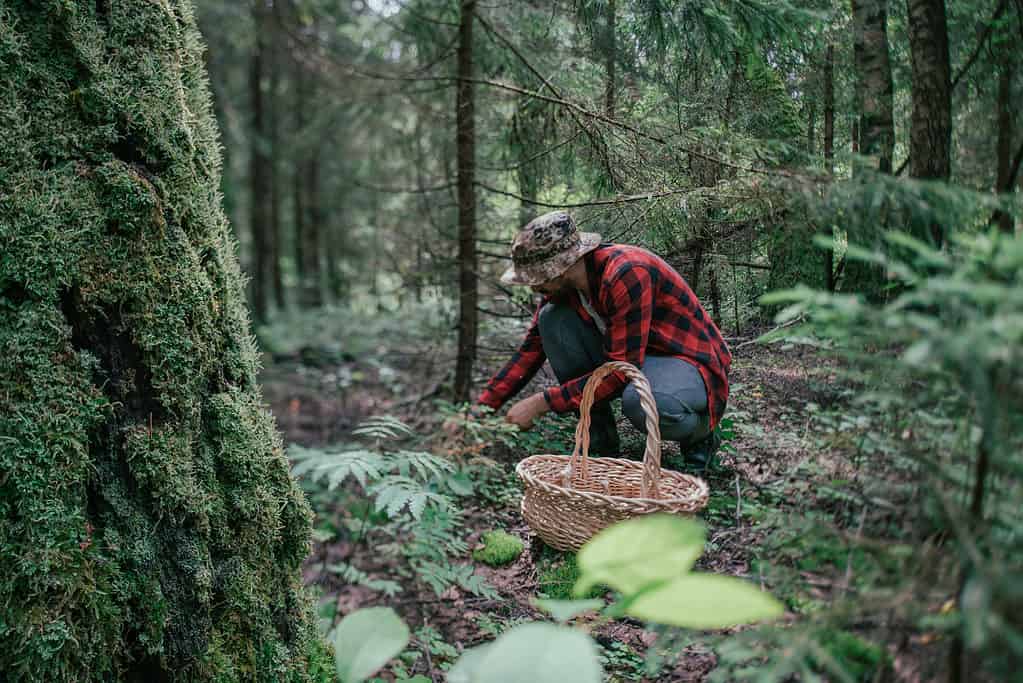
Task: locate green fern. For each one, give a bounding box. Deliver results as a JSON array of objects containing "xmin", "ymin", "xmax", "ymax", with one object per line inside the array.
[
  {"xmin": 325, "ymin": 562, "xmax": 403, "ymax": 597},
  {"xmin": 289, "ymin": 446, "xmax": 385, "ymax": 489},
  {"xmin": 351, "ymin": 415, "xmax": 415, "ymax": 441},
  {"xmin": 416, "ymin": 561, "xmax": 498, "ymax": 600},
  {"xmin": 393, "ymin": 449, "xmax": 456, "ymax": 480},
  {"xmin": 369, "ymin": 475, "xmax": 452, "ymax": 519}
]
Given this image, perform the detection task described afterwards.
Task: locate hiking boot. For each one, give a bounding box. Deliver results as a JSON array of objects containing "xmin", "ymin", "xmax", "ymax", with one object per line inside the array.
[{"xmin": 680, "ymin": 429, "xmax": 721, "ymax": 474}]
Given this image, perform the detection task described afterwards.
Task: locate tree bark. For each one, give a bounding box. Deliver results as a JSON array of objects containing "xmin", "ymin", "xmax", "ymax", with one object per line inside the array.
[
  {"xmin": 807, "ymin": 100, "xmax": 817, "ymax": 157},
  {"xmin": 846, "ymin": 0, "xmax": 894, "ymax": 300},
  {"xmin": 301, "ymin": 153, "xmax": 324, "ymax": 308},
  {"xmin": 292, "ymin": 54, "xmax": 306, "ymax": 290},
  {"xmin": 823, "ymin": 43, "xmax": 836, "ymax": 291},
  {"xmin": 906, "ymin": 0, "xmax": 952, "ymax": 246},
  {"xmin": 0, "ymin": 1, "xmax": 327, "ymax": 677},
  {"xmin": 249, "ymin": 0, "xmax": 271, "ymax": 322},
  {"xmin": 268, "ymin": 2, "xmax": 285, "ymax": 310},
  {"xmin": 605, "ymin": 0, "xmax": 616, "ymax": 119},
  {"xmin": 994, "ymin": 58, "xmax": 1015, "ymax": 233},
  {"xmin": 453, "ymin": 0, "xmax": 478, "ymax": 403},
  {"xmin": 852, "ymin": 0, "xmax": 895, "ymax": 172}
]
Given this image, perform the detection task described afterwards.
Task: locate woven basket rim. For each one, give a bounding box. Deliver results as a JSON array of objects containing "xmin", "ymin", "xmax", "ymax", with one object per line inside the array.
[{"xmin": 516, "ymin": 453, "xmax": 709, "ymax": 507}]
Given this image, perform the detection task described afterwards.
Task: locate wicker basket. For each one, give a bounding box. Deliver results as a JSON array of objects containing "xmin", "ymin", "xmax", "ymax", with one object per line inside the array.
[{"xmin": 516, "ymin": 361, "xmax": 710, "ymax": 552}]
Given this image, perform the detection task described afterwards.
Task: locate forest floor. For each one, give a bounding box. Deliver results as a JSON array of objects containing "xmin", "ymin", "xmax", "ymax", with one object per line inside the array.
[{"xmin": 259, "ymin": 312, "xmax": 928, "ymax": 682}]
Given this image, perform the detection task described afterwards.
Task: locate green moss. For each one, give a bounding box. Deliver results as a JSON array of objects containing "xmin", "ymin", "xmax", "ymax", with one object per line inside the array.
[
  {"xmin": 814, "ymin": 629, "xmax": 888, "ymax": 681},
  {"xmin": 472, "ymin": 530, "xmax": 524, "ymax": 567},
  {"xmin": 0, "ymin": 1, "xmax": 331, "ymax": 680},
  {"xmin": 534, "ymin": 546, "xmax": 604, "ymax": 600}
]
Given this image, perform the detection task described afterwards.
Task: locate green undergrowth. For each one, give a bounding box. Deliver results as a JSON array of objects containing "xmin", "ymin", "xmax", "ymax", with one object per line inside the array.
[
  {"xmin": 473, "ymin": 530, "xmax": 525, "ymax": 567},
  {"xmin": 0, "ymin": 2, "xmax": 329, "ymax": 679},
  {"xmin": 534, "ymin": 544, "xmax": 605, "ymax": 601}
]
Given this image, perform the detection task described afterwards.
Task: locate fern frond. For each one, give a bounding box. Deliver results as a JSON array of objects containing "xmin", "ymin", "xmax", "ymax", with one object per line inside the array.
[
  {"xmin": 369, "ymin": 475, "xmax": 452, "ymax": 519},
  {"xmin": 352, "ymin": 415, "xmax": 415, "ymax": 441},
  {"xmin": 413, "ymin": 561, "xmax": 496, "ymax": 599},
  {"xmin": 324, "ymin": 562, "xmax": 402, "ymax": 596},
  {"xmin": 289, "ymin": 446, "xmax": 386, "ymax": 488},
  {"xmin": 393, "ymin": 449, "xmax": 455, "ymax": 480}
]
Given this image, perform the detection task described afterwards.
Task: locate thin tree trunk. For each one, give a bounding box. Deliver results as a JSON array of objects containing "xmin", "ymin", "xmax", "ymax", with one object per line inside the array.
[
  {"xmin": 605, "ymin": 0, "xmax": 616, "ymax": 119},
  {"xmin": 268, "ymin": 2, "xmax": 284, "ymax": 310},
  {"xmin": 906, "ymin": 0, "xmax": 951, "ymax": 246},
  {"xmin": 453, "ymin": 0, "xmax": 478, "ymax": 403},
  {"xmin": 709, "ymin": 264, "xmax": 721, "ymax": 327},
  {"xmin": 994, "ymin": 58, "xmax": 1015, "ymax": 233},
  {"xmin": 249, "ymin": 0, "xmax": 270, "ymax": 323},
  {"xmin": 292, "ymin": 55, "xmax": 305, "ymax": 291},
  {"xmin": 846, "ymin": 0, "xmax": 893, "ymax": 300},
  {"xmin": 824, "ymin": 43, "xmax": 836, "ymax": 291},
  {"xmin": 852, "ymin": 0, "xmax": 895, "ymax": 173},
  {"xmin": 301, "ymin": 154, "xmax": 323, "ymax": 308},
  {"xmin": 513, "ymin": 107, "xmax": 538, "ymax": 227},
  {"xmin": 807, "ymin": 100, "xmax": 817, "ymax": 157},
  {"xmin": 326, "ymin": 213, "xmax": 344, "ymax": 301}
]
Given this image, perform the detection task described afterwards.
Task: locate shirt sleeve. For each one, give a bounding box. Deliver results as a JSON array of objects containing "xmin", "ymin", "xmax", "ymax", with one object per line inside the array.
[
  {"xmin": 476, "ymin": 303, "xmax": 548, "ymax": 410},
  {"xmin": 543, "ymin": 266, "xmax": 654, "ymax": 412}
]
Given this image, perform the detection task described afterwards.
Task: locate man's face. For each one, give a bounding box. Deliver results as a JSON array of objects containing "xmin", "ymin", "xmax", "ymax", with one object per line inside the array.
[{"xmin": 531, "ymin": 273, "xmax": 572, "ymax": 298}]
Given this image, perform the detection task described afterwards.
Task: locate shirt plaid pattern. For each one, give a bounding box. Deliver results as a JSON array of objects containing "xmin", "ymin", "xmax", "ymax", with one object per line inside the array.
[{"xmin": 478, "ymin": 244, "xmax": 732, "ymax": 429}]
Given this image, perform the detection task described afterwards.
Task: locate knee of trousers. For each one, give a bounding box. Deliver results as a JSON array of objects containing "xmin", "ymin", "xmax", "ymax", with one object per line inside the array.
[{"xmin": 621, "ymin": 385, "xmax": 703, "ymax": 441}]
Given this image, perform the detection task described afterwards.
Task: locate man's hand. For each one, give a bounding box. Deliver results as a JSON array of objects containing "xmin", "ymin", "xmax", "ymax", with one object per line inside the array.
[{"xmin": 505, "ymin": 391, "xmax": 550, "ymax": 430}]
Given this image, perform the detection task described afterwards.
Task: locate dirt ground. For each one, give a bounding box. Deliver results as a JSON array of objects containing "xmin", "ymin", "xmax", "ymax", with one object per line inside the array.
[{"xmin": 261, "ymin": 330, "xmax": 936, "ymax": 682}]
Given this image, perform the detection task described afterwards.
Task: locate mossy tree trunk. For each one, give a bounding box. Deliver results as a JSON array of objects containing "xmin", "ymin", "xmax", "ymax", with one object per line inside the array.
[{"xmin": 0, "ymin": 1, "xmax": 332, "ymax": 680}]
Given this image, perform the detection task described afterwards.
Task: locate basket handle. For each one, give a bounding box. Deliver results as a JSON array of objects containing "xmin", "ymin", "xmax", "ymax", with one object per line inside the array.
[{"xmin": 568, "ymin": 361, "xmax": 662, "ymax": 498}]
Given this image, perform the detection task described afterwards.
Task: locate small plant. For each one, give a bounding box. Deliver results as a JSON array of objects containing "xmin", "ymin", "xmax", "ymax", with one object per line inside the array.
[
  {"xmin": 598, "ymin": 640, "xmax": 646, "ymax": 681},
  {"xmin": 290, "ymin": 415, "xmax": 494, "ymax": 599},
  {"xmin": 535, "ymin": 548, "xmax": 600, "ymax": 601},
  {"xmin": 335, "ymin": 515, "xmax": 784, "ymax": 683},
  {"xmin": 472, "ymin": 530, "xmax": 524, "ymax": 567}
]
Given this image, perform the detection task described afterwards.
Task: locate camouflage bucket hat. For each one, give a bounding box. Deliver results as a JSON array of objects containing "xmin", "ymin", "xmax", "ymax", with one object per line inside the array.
[{"xmin": 500, "ymin": 211, "xmax": 601, "ymax": 286}]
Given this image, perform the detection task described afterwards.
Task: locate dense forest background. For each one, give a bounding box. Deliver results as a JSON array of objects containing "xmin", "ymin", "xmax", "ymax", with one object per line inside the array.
[{"xmin": 2, "ymin": 0, "xmax": 1021, "ymax": 680}]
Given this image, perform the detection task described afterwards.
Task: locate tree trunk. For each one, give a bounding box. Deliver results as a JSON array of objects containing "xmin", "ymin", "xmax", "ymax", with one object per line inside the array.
[
  {"xmin": 852, "ymin": 0, "xmax": 895, "ymax": 173},
  {"xmin": 326, "ymin": 212, "xmax": 345, "ymax": 301},
  {"xmin": 807, "ymin": 100, "xmax": 817, "ymax": 157},
  {"xmin": 0, "ymin": 1, "xmax": 328, "ymax": 678},
  {"xmin": 605, "ymin": 0, "xmax": 616, "ymax": 119},
  {"xmin": 824, "ymin": 43, "xmax": 836, "ymax": 291},
  {"xmin": 268, "ymin": 2, "xmax": 285, "ymax": 310},
  {"xmin": 453, "ymin": 0, "xmax": 478, "ymax": 403},
  {"xmin": 301, "ymin": 153, "xmax": 324, "ymax": 308},
  {"xmin": 906, "ymin": 0, "xmax": 951, "ymax": 246},
  {"xmin": 292, "ymin": 55, "xmax": 306, "ymax": 289},
  {"xmin": 513, "ymin": 105, "xmax": 539, "ymax": 227},
  {"xmin": 846, "ymin": 0, "xmax": 893, "ymax": 300},
  {"xmin": 249, "ymin": 0, "xmax": 271, "ymax": 322},
  {"xmin": 709, "ymin": 264, "xmax": 721, "ymax": 329},
  {"xmin": 994, "ymin": 58, "xmax": 1015, "ymax": 233}
]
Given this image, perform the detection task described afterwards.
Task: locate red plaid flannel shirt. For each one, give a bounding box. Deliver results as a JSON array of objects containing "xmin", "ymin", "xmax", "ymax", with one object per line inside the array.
[{"xmin": 477, "ymin": 244, "xmax": 732, "ymax": 429}]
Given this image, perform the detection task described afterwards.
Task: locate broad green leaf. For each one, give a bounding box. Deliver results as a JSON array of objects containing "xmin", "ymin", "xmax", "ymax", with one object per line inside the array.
[
  {"xmin": 625, "ymin": 574, "xmax": 783, "ymax": 629},
  {"xmin": 447, "ymin": 623, "xmax": 602, "ymax": 683},
  {"xmin": 532, "ymin": 598, "xmax": 605, "ymax": 622},
  {"xmin": 575, "ymin": 515, "xmax": 705, "ymax": 597},
  {"xmin": 332, "ymin": 607, "xmax": 410, "ymax": 683}
]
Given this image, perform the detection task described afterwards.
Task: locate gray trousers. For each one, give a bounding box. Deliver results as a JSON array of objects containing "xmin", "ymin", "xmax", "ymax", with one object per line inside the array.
[{"xmin": 538, "ymin": 302, "xmax": 711, "ymax": 445}]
